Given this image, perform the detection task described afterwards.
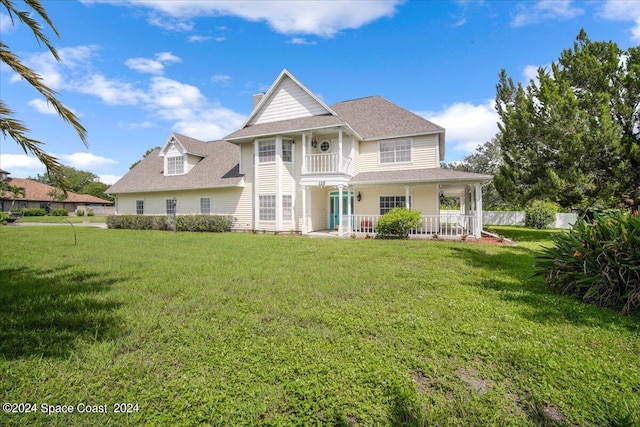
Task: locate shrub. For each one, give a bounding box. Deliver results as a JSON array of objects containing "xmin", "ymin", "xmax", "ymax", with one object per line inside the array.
[
  {"xmin": 21, "ymin": 208, "xmax": 47, "ymax": 217},
  {"xmin": 0, "ymin": 212, "xmax": 10, "ymax": 224},
  {"xmin": 525, "ymin": 200, "xmax": 558, "ymax": 229},
  {"xmin": 50, "ymin": 208, "xmax": 68, "ymax": 216},
  {"xmin": 376, "ymin": 208, "xmax": 422, "ymax": 239},
  {"xmin": 76, "ymin": 209, "xmax": 85, "ymax": 216},
  {"xmin": 536, "ymin": 211, "xmax": 640, "ymax": 316},
  {"xmin": 106, "ymin": 215, "xmax": 234, "ymax": 232},
  {"xmin": 87, "ymin": 208, "xmax": 95, "ymax": 216}
]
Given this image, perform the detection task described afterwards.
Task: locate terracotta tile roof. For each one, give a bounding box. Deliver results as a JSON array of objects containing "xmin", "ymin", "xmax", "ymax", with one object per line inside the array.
[
  {"xmin": 350, "ymin": 168, "xmax": 492, "ymax": 185},
  {"xmin": 107, "ymin": 137, "xmax": 243, "ymax": 194},
  {"xmin": 1, "ymin": 178, "xmax": 113, "ymax": 204},
  {"xmin": 331, "ymin": 96, "xmax": 444, "ymax": 140}
]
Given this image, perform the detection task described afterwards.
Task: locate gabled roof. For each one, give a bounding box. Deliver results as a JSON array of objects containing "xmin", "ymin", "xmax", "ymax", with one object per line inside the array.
[
  {"xmin": 242, "ymin": 69, "xmax": 336, "ymax": 129},
  {"xmin": 107, "ymin": 139, "xmax": 243, "ymax": 194},
  {"xmin": 225, "ymin": 70, "xmax": 446, "ymax": 159},
  {"xmin": 350, "ymin": 168, "xmax": 492, "ymax": 185},
  {"xmin": 160, "ymin": 133, "xmax": 208, "ymax": 158},
  {"xmin": 0, "ymin": 178, "xmax": 113, "ymax": 204}
]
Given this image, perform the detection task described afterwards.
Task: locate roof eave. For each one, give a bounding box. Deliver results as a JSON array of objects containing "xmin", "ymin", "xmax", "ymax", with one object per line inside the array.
[
  {"xmin": 226, "ymin": 123, "xmax": 363, "ymax": 143},
  {"xmin": 106, "ymin": 181, "xmax": 245, "ymax": 195}
]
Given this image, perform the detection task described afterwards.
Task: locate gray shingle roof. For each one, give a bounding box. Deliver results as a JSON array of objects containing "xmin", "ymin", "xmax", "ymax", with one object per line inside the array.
[
  {"xmin": 225, "ymin": 96, "xmax": 445, "ymax": 143},
  {"xmin": 350, "ymin": 168, "xmax": 492, "ymax": 185},
  {"xmin": 331, "ymin": 96, "xmax": 444, "ymax": 140},
  {"xmin": 225, "ymin": 115, "xmax": 345, "ymax": 141},
  {"xmin": 107, "ymin": 136, "xmax": 242, "ymax": 194}
]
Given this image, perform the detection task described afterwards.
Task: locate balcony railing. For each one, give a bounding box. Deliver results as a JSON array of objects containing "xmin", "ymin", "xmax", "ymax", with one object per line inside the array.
[
  {"xmin": 303, "ymin": 153, "xmax": 352, "ymax": 175},
  {"xmin": 349, "ymin": 214, "xmax": 476, "ymax": 237}
]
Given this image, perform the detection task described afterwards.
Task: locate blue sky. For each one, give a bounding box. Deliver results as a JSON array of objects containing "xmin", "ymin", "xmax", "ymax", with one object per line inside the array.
[{"xmin": 1, "ymin": 0, "xmax": 638, "ymax": 184}]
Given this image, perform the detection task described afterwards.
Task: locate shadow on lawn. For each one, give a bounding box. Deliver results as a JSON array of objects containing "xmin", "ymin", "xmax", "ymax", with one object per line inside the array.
[
  {"xmin": 0, "ymin": 265, "xmax": 124, "ymax": 359},
  {"xmin": 449, "ymin": 245, "xmax": 640, "ymax": 333}
]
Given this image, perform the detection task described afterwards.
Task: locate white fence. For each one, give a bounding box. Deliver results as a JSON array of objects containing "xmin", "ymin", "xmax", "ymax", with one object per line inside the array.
[
  {"xmin": 352, "ymin": 214, "xmax": 475, "ymax": 237},
  {"xmin": 441, "ymin": 210, "xmax": 578, "ymax": 229}
]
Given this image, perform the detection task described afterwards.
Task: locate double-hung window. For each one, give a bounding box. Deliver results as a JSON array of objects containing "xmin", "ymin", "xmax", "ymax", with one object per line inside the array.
[
  {"xmin": 282, "ymin": 140, "xmax": 293, "ymax": 163},
  {"xmin": 166, "ymin": 155, "xmax": 184, "ymax": 175},
  {"xmin": 379, "ymin": 139, "xmax": 411, "ymax": 164},
  {"xmin": 136, "ymin": 200, "xmax": 144, "ymax": 215},
  {"xmin": 200, "ymin": 197, "xmax": 211, "ymax": 214},
  {"xmin": 379, "ymin": 195, "xmax": 411, "ymax": 215},
  {"xmin": 258, "ymin": 139, "xmax": 276, "ymax": 163},
  {"xmin": 282, "ymin": 195, "xmax": 292, "ymax": 221},
  {"xmin": 259, "ymin": 195, "xmax": 276, "ymax": 221},
  {"xmin": 166, "ymin": 199, "xmax": 177, "ymax": 215}
]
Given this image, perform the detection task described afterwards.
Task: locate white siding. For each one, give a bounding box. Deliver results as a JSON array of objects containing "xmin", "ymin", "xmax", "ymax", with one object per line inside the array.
[
  {"xmin": 115, "ymin": 188, "xmax": 244, "ymax": 217},
  {"xmin": 352, "ymin": 184, "xmax": 438, "ymax": 216},
  {"xmin": 357, "ymin": 135, "xmax": 439, "ymax": 172},
  {"xmin": 258, "ymin": 164, "xmax": 276, "ymax": 193},
  {"xmin": 249, "ymin": 76, "xmax": 327, "ymax": 125}
]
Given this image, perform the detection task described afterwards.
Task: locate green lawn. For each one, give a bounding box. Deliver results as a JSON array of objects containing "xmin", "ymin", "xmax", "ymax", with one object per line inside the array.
[
  {"xmin": 0, "ymin": 227, "xmax": 638, "ymax": 426},
  {"xmin": 15, "ymin": 215, "xmax": 108, "ymax": 224}
]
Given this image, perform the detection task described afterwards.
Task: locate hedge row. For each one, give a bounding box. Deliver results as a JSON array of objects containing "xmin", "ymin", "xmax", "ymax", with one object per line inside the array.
[
  {"xmin": 537, "ymin": 211, "xmax": 640, "ymax": 316},
  {"xmin": 106, "ymin": 215, "xmax": 235, "ymax": 232}
]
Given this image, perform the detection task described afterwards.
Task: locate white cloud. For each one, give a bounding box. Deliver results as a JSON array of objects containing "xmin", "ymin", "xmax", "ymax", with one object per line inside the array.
[
  {"xmin": 81, "ymin": 0, "xmax": 403, "ymax": 37},
  {"xmin": 188, "ymin": 35, "xmax": 212, "ymax": 42},
  {"xmin": 58, "ymin": 153, "xmax": 118, "ymax": 170},
  {"xmin": 75, "ymin": 74, "xmax": 147, "ymax": 105},
  {"xmin": 418, "ymin": 100, "xmax": 499, "ymax": 158},
  {"xmin": 211, "ymin": 74, "xmax": 231, "ymax": 85},
  {"xmin": 125, "ymin": 57, "xmax": 165, "ymax": 75},
  {"xmin": 125, "ymin": 52, "xmax": 181, "ymax": 75},
  {"xmin": 598, "ymin": 1, "xmax": 640, "ymax": 42},
  {"xmin": 0, "ymin": 154, "xmax": 45, "ymax": 171},
  {"xmin": 511, "ymin": 0, "xmax": 583, "ymax": 27},
  {"xmin": 0, "ymin": 13, "xmax": 16, "ymax": 34},
  {"xmin": 27, "ymin": 98, "xmax": 57, "ymax": 115},
  {"xmin": 99, "ymin": 174, "xmax": 122, "ymax": 185},
  {"xmin": 288, "ymin": 37, "xmax": 317, "ymax": 45}
]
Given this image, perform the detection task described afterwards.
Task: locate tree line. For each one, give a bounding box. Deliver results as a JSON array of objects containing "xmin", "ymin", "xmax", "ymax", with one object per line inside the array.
[{"xmin": 444, "ymin": 30, "xmax": 639, "ymax": 213}]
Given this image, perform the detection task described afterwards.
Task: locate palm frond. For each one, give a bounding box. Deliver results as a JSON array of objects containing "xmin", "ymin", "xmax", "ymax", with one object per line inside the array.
[{"xmin": 0, "ymin": 42, "xmax": 88, "ymax": 146}]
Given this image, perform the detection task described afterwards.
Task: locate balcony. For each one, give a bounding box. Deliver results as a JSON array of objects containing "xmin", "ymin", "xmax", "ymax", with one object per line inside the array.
[{"xmin": 303, "ymin": 153, "xmax": 353, "ymax": 175}]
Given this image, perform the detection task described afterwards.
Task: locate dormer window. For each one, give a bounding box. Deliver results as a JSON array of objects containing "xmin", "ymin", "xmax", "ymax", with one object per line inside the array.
[{"xmin": 167, "ymin": 155, "xmax": 185, "ymax": 175}]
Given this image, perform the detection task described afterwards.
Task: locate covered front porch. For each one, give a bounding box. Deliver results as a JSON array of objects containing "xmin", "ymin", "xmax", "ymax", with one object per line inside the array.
[{"xmin": 300, "ymin": 169, "xmax": 491, "ymax": 238}]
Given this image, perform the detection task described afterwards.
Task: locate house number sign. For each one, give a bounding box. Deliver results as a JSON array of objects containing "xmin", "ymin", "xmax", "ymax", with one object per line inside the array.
[{"xmin": 318, "ymin": 181, "xmax": 326, "ymax": 187}]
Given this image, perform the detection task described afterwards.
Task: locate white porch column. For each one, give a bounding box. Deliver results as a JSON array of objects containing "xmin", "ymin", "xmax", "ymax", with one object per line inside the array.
[
  {"xmin": 301, "ymin": 133, "xmax": 307, "ymax": 174},
  {"xmin": 405, "ymin": 185, "xmax": 411, "ymax": 209},
  {"xmin": 301, "ymin": 185, "xmax": 308, "ymax": 234},
  {"xmin": 275, "ymin": 135, "xmax": 282, "ymax": 232},
  {"xmin": 474, "ymin": 183, "xmax": 483, "ymax": 238},
  {"xmin": 254, "ymin": 139, "xmax": 260, "ymax": 231},
  {"xmin": 346, "ymin": 187, "xmax": 352, "ymax": 234},
  {"xmin": 338, "ymin": 184, "xmax": 344, "ymax": 236},
  {"xmin": 338, "ymin": 128, "xmax": 343, "ymax": 173}
]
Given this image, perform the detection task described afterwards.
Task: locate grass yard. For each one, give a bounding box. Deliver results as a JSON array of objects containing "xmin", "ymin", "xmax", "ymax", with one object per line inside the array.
[
  {"xmin": 0, "ymin": 226, "xmax": 638, "ymax": 426},
  {"xmin": 15, "ymin": 216, "xmax": 108, "ymax": 224}
]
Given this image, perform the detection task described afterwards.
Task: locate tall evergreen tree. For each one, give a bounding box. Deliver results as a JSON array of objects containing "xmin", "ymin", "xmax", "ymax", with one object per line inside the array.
[{"xmin": 495, "ymin": 30, "xmax": 639, "ymax": 210}]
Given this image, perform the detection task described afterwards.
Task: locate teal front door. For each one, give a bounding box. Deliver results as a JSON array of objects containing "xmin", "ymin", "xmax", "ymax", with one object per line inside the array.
[{"xmin": 329, "ymin": 191, "xmax": 354, "ymax": 229}]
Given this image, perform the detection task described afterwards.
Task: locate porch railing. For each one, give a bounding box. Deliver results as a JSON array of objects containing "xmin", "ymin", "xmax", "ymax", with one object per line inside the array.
[
  {"xmin": 303, "ymin": 153, "xmax": 352, "ymax": 175},
  {"xmin": 349, "ymin": 214, "xmax": 476, "ymax": 237}
]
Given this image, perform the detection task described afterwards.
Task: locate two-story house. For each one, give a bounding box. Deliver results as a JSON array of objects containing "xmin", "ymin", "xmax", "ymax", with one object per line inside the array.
[{"xmin": 107, "ymin": 69, "xmax": 491, "ymax": 237}]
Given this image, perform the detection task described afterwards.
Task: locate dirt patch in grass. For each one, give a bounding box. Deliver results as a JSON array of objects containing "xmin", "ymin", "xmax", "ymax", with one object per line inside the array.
[{"xmin": 457, "ymin": 367, "xmax": 496, "ymax": 395}]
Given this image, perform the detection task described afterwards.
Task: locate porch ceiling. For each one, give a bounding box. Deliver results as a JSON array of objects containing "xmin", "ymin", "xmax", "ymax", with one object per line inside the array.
[{"xmin": 349, "ymin": 168, "xmax": 492, "ymax": 186}]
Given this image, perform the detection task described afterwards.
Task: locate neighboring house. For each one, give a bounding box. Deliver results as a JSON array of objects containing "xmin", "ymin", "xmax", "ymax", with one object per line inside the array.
[
  {"xmin": 0, "ymin": 170, "xmax": 113, "ymax": 213},
  {"xmin": 108, "ymin": 69, "xmax": 491, "ymax": 237}
]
